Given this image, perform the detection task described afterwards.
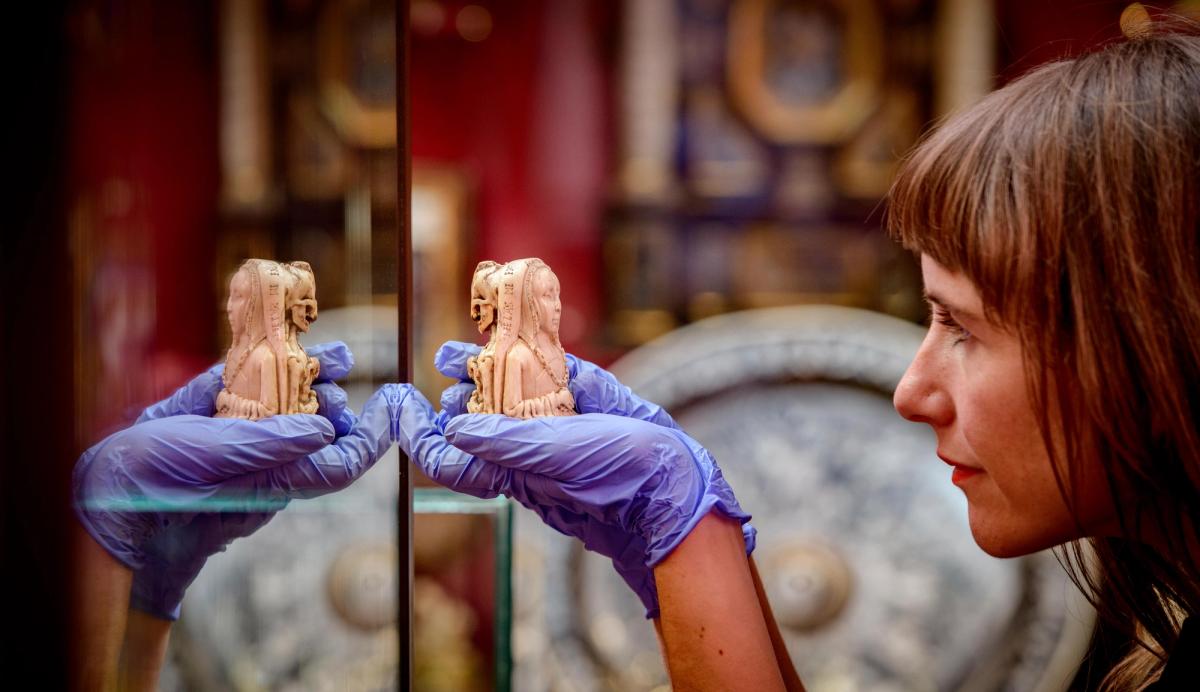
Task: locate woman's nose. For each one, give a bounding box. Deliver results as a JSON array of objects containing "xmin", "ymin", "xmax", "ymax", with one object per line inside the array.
[{"xmin": 893, "ymin": 339, "xmax": 953, "ymax": 427}]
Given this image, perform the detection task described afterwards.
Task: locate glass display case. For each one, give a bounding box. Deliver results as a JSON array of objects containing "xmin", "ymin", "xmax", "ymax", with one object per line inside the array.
[{"xmin": 49, "ymin": 1, "xmax": 1117, "ymax": 689}]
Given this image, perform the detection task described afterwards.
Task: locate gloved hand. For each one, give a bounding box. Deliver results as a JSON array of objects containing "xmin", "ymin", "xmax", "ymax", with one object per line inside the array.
[
  {"xmin": 394, "ymin": 341, "xmax": 755, "ymax": 618},
  {"xmin": 73, "ymin": 342, "xmax": 408, "ymax": 620}
]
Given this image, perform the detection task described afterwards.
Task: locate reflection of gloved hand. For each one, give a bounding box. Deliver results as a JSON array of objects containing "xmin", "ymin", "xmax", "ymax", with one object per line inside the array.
[
  {"xmin": 395, "ymin": 341, "xmax": 755, "ymax": 618},
  {"xmin": 73, "ymin": 342, "xmax": 403, "ymax": 620}
]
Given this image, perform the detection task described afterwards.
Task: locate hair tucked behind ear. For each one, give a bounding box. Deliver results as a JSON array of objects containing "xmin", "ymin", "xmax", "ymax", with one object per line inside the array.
[{"xmin": 888, "ymin": 18, "xmax": 1200, "ymax": 690}]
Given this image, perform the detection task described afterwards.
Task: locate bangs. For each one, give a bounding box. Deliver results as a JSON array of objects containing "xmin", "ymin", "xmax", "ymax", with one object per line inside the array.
[{"xmin": 886, "ymin": 61, "xmax": 1071, "ymax": 327}]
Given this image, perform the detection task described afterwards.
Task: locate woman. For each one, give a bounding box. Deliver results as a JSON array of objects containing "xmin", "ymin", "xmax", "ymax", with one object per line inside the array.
[{"xmin": 399, "ymin": 24, "xmax": 1200, "ymax": 690}]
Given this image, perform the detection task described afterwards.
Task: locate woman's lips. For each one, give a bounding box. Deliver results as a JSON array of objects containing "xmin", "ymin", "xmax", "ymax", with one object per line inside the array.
[{"xmin": 939, "ymin": 452, "xmax": 984, "ymax": 486}]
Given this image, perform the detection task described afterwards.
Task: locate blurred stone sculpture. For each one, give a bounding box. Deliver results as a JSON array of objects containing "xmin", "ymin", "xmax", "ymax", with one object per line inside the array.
[
  {"xmin": 216, "ymin": 259, "xmax": 321, "ymax": 420},
  {"xmin": 466, "ymin": 258, "xmax": 576, "ymax": 418}
]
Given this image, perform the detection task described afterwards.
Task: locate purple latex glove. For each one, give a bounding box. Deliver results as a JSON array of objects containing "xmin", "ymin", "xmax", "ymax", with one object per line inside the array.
[
  {"xmin": 395, "ymin": 341, "xmax": 755, "ymax": 618},
  {"xmin": 73, "ymin": 342, "xmax": 410, "ymax": 620}
]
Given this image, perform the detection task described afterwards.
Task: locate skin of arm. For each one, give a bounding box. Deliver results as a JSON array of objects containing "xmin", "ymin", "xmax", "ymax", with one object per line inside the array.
[
  {"xmin": 71, "ymin": 525, "xmax": 132, "ymax": 691},
  {"xmin": 653, "ymin": 511, "xmax": 794, "ymax": 691},
  {"xmin": 118, "ymin": 610, "xmax": 173, "ymax": 691},
  {"xmin": 72, "ymin": 525, "xmax": 173, "ymax": 691}
]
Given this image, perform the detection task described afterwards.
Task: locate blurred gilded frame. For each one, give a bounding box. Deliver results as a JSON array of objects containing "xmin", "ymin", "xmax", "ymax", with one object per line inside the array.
[
  {"xmin": 318, "ymin": 0, "xmax": 397, "ymax": 148},
  {"xmin": 411, "ymin": 164, "xmax": 472, "ymax": 395},
  {"xmin": 726, "ymin": 0, "xmax": 885, "ymax": 145}
]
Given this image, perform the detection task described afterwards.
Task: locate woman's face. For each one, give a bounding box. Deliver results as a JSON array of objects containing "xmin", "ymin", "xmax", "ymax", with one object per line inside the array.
[
  {"xmin": 893, "ymin": 255, "xmax": 1116, "ymax": 557},
  {"xmin": 227, "ymin": 270, "xmax": 250, "ymax": 336},
  {"xmin": 533, "ymin": 269, "xmax": 562, "ymax": 336}
]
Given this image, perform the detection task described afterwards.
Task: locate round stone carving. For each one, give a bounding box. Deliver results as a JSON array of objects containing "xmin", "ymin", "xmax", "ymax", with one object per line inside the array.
[
  {"xmin": 327, "ymin": 543, "xmax": 398, "ymax": 631},
  {"xmin": 760, "ymin": 539, "xmax": 853, "ymax": 632}
]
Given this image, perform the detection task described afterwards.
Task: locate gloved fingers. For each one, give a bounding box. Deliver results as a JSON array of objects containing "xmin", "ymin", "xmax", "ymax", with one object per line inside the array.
[
  {"xmin": 265, "ymin": 382, "xmax": 508, "ymax": 500},
  {"xmin": 313, "ymin": 381, "xmax": 357, "ymax": 437},
  {"xmin": 307, "ymin": 341, "xmax": 355, "ymax": 382},
  {"xmin": 134, "ymin": 364, "xmax": 225, "ymax": 423},
  {"xmin": 313, "ymin": 381, "xmax": 348, "ymax": 421},
  {"xmin": 261, "ymin": 384, "xmax": 405, "ymax": 498},
  {"xmin": 434, "ymin": 341, "xmax": 482, "ymax": 381},
  {"xmin": 113, "ymin": 414, "xmax": 336, "ymax": 485},
  {"xmin": 439, "ymin": 381, "xmax": 476, "ymax": 418},
  {"xmin": 567, "ymin": 357, "xmax": 680, "ymax": 430},
  {"xmin": 444, "ymin": 412, "xmax": 671, "ymax": 478},
  {"xmin": 394, "ymin": 385, "xmax": 512, "ymax": 499},
  {"xmin": 260, "ymin": 383, "xmax": 502, "ymax": 500},
  {"xmin": 743, "ymin": 522, "xmax": 757, "ymax": 556}
]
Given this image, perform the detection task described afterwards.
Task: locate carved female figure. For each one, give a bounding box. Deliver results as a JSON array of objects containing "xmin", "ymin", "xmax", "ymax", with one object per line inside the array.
[
  {"xmin": 215, "ymin": 259, "xmax": 321, "ymax": 420},
  {"xmin": 466, "ymin": 258, "xmax": 576, "ymax": 418}
]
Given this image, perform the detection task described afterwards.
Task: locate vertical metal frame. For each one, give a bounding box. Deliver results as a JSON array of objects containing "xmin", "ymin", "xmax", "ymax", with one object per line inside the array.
[{"xmin": 395, "ymin": 0, "xmax": 413, "ymax": 688}]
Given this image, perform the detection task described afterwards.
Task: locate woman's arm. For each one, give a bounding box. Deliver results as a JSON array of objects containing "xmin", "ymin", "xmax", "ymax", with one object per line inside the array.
[
  {"xmin": 654, "ymin": 511, "xmax": 793, "ymax": 691},
  {"xmin": 71, "ymin": 526, "xmax": 174, "ymax": 692},
  {"xmin": 71, "ymin": 525, "xmax": 132, "ymax": 691},
  {"xmin": 118, "ymin": 610, "xmax": 172, "ymax": 691}
]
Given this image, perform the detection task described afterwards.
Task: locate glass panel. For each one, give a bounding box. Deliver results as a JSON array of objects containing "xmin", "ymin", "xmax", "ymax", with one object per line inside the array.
[
  {"xmin": 158, "ymin": 0, "xmax": 411, "ymax": 682},
  {"xmin": 65, "ymin": 0, "xmax": 1100, "ymax": 690},
  {"xmin": 64, "ymin": 0, "xmax": 422, "ymax": 687},
  {"xmin": 413, "ymin": 489, "xmax": 514, "ymax": 692}
]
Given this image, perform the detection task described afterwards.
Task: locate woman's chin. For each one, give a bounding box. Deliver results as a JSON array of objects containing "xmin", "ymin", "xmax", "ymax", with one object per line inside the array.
[{"xmin": 967, "ymin": 513, "xmax": 1066, "ymax": 559}]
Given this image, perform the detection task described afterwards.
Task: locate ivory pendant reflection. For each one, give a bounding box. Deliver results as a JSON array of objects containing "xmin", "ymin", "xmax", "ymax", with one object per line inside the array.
[{"xmin": 215, "ymin": 259, "xmax": 321, "ymax": 420}]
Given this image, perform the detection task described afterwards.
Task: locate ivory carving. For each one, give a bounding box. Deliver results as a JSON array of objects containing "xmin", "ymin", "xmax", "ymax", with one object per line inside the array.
[
  {"xmin": 215, "ymin": 259, "xmax": 321, "ymax": 420},
  {"xmin": 466, "ymin": 258, "xmax": 576, "ymax": 418}
]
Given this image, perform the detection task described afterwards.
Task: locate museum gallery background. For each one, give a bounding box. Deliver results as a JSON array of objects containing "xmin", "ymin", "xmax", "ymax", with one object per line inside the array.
[{"xmin": 1, "ymin": 0, "xmax": 1147, "ymax": 684}]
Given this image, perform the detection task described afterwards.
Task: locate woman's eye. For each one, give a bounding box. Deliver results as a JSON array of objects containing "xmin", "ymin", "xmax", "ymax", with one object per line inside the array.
[{"xmin": 933, "ymin": 308, "xmax": 972, "ymax": 345}]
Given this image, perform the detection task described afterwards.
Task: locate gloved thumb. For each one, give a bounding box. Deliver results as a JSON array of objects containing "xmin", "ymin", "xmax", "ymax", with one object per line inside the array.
[
  {"xmin": 434, "ymin": 341, "xmax": 482, "ymax": 381},
  {"xmin": 313, "ymin": 381, "xmax": 357, "ymax": 437},
  {"xmin": 307, "ymin": 341, "xmax": 355, "ymax": 382},
  {"xmin": 439, "ymin": 381, "xmax": 476, "ymax": 418}
]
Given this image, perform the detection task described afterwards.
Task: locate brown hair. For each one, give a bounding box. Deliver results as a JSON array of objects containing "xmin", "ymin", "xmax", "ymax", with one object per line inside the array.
[{"xmin": 887, "ymin": 22, "xmax": 1200, "ymax": 690}]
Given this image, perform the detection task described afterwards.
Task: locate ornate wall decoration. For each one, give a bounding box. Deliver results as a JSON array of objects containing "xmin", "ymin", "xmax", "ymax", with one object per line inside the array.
[
  {"xmin": 832, "ymin": 87, "xmax": 921, "ymax": 199},
  {"xmin": 727, "ymin": 0, "xmax": 886, "ymax": 145},
  {"xmin": 607, "ymin": 0, "xmax": 996, "ymax": 342},
  {"xmin": 317, "ymin": 0, "xmax": 398, "ymax": 149}
]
